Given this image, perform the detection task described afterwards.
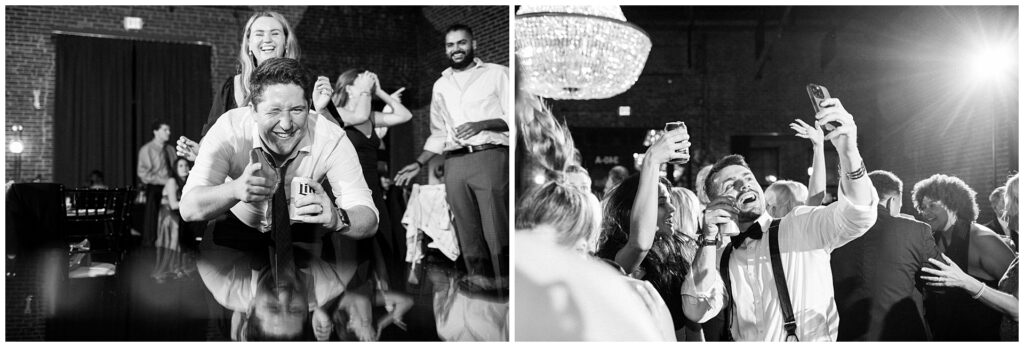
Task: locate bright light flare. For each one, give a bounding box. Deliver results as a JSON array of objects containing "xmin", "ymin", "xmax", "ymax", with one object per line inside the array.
[
  {"xmin": 966, "ymin": 45, "xmax": 1014, "ymax": 84},
  {"xmin": 533, "ymin": 174, "xmax": 546, "ymax": 185},
  {"xmin": 9, "ymin": 141, "xmax": 24, "ymax": 154}
]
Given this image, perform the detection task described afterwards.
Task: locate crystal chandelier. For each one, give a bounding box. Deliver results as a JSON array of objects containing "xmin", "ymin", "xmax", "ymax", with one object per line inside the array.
[{"xmin": 516, "ymin": 6, "xmax": 652, "ymax": 100}]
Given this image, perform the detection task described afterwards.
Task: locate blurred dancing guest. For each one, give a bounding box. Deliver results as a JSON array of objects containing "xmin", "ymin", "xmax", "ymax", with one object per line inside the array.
[
  {"xmin": 669, "ymin": 187, "xmax": 702, "ymax": 240},
  {"xmin": 152, "ymin": 157, "xmax": 198, "ymax": 282},
  {"xmin": 913, "ymin": 174, "xmax": 1015, "ymax": 340},
  {"xmin": 138, "ymin": 120, "xmax": 176, "ymax": 247},
  {"xmin": 177, "ymin": 11, "xmax": 340, "ymax": 160},
  {"xmin": 329, "ymin": 68, "xmax": 411, "ymax": 291},
  {"xmin": 789, "ymin": 118, "xmax": 827, "ymax": 206},
  {"xmin": 707, "ymin": 98, "xmax": 877, "ymax": 341},
  {"xmin": 985, "ymin": 186, "xmax": 1016, "ymax": 248},
  {"xmin": 922, "ymin": 174, "xmax": 1018, "ymax": 341},
  {"xmin": 830, "ymin": 170, "xmax": 939, "ymax": 340},
  {"xmin": 394, "ymin": 24, "xmax": 510, "ymax": 297},
  {"xmin": 764, "ymin": 180, "xmax": 808, "ymax": 218},
  {"xmin": 604, "ymin": 165, "xmax": 629, "ymax": 197},
  {"xmin": 598, "ymin": 126, "xmax": 724, "ymax": 339},
  {"xmin": 515, "ymin": 85, "xmax": 673, "ymax": 341},
  {"xmin": 181, "ymin": 58, "xmax": 378, "ymax": 339}
]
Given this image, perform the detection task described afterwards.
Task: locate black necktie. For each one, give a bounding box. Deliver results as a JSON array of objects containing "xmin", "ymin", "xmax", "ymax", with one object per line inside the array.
[
  {"xmin": 732, "ymin": 222, "xmax": 764, "ymax": 249},
  {"xmin": 264, "ymin": 150, "xmax": 295, "ymax": 284}
]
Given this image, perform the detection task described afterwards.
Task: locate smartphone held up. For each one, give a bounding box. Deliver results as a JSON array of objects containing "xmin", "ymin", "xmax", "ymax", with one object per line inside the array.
[{"xmin": 806, "ymin": 83, "xmax": 842, "ymax": 134}]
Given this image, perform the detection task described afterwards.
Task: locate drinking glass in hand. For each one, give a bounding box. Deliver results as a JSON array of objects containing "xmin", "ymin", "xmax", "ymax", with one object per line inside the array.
[{"xmin": 664, "ymin": 121, "xmax": 690, "ymax": 165}]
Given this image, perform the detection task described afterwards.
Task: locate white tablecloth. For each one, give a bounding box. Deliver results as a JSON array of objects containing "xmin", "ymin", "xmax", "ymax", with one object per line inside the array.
[{"xmin": 402, "ymin": 184, "xmax": 460, "ymax": 263}]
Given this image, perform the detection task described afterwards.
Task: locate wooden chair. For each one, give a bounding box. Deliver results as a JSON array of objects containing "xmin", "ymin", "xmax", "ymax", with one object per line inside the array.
[{"xmin": 63, "ymin": 187, "xmax": 135, "ymax": 268}]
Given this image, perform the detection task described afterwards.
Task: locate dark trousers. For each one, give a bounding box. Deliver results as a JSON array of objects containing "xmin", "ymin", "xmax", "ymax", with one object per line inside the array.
[
  {"xmin": 143, "ymin": 184, "xmax": 164, "ymax": 247},
  {"xmin": 444, "ymin": 147, "xmax": 509, "ymax": 286}
]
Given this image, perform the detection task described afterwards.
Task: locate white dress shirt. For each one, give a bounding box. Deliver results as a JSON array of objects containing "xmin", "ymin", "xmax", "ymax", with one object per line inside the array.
[
  {"xmin": 197, "ymin": 248, "xmax": 345, "ymax": 312},
  {"xmin": 423, "ymin": 57, "xmax": 509, "ymax": 154},
  {"xmin": 726, "ymin": 187, "xmax": 878, "ymax": 341},
  {"xmin": 183, "ymin": 107, "xmax": 378, "ymax": 230}
]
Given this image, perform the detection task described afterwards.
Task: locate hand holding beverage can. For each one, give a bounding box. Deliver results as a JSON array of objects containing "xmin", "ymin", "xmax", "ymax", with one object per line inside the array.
[
  {"xmin": 664, "ymin": 121, "xmax": 690, "ymax": 165},
  {"xmin": 289, "ymin": 177, "xmax": 314, "ymax": 222}
]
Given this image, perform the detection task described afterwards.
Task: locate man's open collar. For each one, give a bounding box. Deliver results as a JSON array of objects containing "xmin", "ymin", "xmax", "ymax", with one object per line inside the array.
[{"xmin": 441, "ymin": 57, "xmax": 486, "ymax": 77}]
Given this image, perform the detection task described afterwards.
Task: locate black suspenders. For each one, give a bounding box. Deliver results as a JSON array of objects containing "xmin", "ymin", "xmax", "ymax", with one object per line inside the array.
[{"xmin": 720, "ymin": 219, "xmax": 800, "ymax": 341}]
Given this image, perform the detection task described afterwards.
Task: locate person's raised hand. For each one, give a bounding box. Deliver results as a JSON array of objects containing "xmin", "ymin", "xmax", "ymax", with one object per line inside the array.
[
  {"xmin": 704, "ymin": 196, "xmax": 741, "ymax": 237},
  {"xmin": 176, "ymin": 136, "xmax": 199, "ymax": 162},
  {"xmin": 645, "ymin": 127, "xmax": 690, "ymax": 165},
  {"xmin": 312, "ymin": 76, "xmax": 334, "ymax": 112},
  {"xmin": 789, "ymin": 118, "xmax": 824, "ymax": 148},
  {"xmin": 814, "ymin": 98, "xmax": 858, "ymax": 152}
]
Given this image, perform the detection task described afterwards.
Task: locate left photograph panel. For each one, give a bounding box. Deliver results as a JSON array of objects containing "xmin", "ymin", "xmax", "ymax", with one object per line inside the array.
[{"xmin": 5, "ymin": 5, "xmax": 510, "ymax": 341}]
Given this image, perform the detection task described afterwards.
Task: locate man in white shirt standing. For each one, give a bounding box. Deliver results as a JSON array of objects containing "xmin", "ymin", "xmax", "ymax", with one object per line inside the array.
[
  {"xmin": 701, "ymin": 98, "xmax": 878, "ymax": 341},
  {"xmin": 395, "ymin": 24, "xmax": 510, "ymax": 297}
]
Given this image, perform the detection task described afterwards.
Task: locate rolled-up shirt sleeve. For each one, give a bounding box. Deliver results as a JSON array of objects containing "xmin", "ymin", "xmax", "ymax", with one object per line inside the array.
[
  {"xmin": 423, "ymin": 91, "xmax": 449, "ymax": 155},
  {"xmin": 494, "ymin": 66, "xmax": 510, "ymax": 130},
  {"xmin": 681, "ymin": 268, "xmax": 726, "ymax": 323},
  {"xmin": 788, "ymin": 184, "xmax": 879, "ymax": 252},
  {"xmin": 182, "ymin": 116, "xmax": 235, "ymax": 200},
  {"xmin": 322, "ymin": 135, "xmax": 378, "ymax": 222}
]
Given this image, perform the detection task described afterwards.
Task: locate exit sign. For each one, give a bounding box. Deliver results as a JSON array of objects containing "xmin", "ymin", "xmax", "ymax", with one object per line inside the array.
[{"xmin": 124, "ymin": 17, "xmax": 144, "ymax": 30}]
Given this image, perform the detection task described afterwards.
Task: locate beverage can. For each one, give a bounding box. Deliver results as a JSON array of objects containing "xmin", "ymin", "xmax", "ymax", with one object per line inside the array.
[
  {"xmin": 289, "ymin": 177, "xmax": 314, "ymax": 221},
  {"xmin": 664, "ymin": 121, "xmax": 690, "ymax": 165}
]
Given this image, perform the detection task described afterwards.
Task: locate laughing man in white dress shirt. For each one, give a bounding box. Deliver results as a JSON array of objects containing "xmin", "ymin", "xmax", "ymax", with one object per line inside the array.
[{"xmin": 701, "ymin": 98, "xmax": 878, "ymax": 341}]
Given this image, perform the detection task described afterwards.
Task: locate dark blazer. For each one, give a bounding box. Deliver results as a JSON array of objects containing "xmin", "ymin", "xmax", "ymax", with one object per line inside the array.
[{"xmin": 831, "ymin": 205, "xmax": 940, "ymax": 341}]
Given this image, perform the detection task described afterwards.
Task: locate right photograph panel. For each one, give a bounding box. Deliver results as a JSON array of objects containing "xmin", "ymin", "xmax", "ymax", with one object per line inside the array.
[{"xmin": 514, "ymin": 5, "xmax": 1019, "ymax": 342}]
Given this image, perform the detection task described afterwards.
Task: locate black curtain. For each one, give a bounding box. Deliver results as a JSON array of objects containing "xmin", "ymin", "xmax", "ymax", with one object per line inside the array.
[{"xmin": 54, "ymin": 35, "xmax": 211, "ymax": 188}]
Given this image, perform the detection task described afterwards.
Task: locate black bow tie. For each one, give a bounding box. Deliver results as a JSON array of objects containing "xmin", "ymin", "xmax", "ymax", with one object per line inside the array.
[{"xmin": 732, "ymin": 222, "xmax": 764, "ymax": 249}]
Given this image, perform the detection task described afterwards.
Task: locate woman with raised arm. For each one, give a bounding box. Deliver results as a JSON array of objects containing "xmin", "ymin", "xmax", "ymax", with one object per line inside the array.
[
  {"xmin": 790, "ymin": 118, "xmax": 826, "ymax": 206},
  {"xmin": 598, "ymin": 128, "xmax": 724, "ymax": 340}
]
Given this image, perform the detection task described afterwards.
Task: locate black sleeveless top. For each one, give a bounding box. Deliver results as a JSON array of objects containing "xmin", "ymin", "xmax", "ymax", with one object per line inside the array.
[
  {"xmin": 342, "ymin": 120, "xmax": 404, "ymax": 291},
  {"xmin": 925, "ymin": 221, "xmax": 1003, "ymax": 341}
]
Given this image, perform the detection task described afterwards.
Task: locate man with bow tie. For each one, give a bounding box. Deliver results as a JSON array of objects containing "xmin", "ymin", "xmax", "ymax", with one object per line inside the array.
[{"xmin": 700, "ymin": 98, "xmax": 878, "ymax": 341}]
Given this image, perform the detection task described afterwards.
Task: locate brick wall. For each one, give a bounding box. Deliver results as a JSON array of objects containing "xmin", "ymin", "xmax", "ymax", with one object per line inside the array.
[
  {"xmin": 545, "ymin": 6, "xmax": 1017, "ymax": 219},
  {"xmin": 6, "ymin": 5, "xmax": 509, "ymax": 184},
  {"xmin": 397, "ymin": 6, "xmax": 510, "ymax": 179},
  {"xmin": 4, "ymin": 5, "xmax": 509, "ymax": 340}
]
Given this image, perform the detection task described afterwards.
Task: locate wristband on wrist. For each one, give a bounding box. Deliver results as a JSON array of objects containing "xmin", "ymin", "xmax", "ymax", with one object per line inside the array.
[{"xmin": 414, "ymin": 160, "xmax": 425, "ymax": 168}]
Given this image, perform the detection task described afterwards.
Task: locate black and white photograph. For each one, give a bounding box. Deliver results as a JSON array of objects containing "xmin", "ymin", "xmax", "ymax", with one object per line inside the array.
[
  {"xmin": 5, "ymin": 5, "xmax": 509, "ymax": 341},
  {"xmin": 515, "ymin": 5, "xmax": 1018, "ymax": 342}
]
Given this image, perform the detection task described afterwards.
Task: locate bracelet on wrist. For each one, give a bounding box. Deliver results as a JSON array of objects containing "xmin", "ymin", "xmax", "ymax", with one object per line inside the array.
[
  {"xmin": 971, "ymin": 283, "xmax": 987, "ymax": 299},
  {"xmin": 841, "ymin": 161, "xmax": 867, "ymax": 180},
  {"xmin": 698, "ymin": 234, "xmax": 720, "ymax": 247}
]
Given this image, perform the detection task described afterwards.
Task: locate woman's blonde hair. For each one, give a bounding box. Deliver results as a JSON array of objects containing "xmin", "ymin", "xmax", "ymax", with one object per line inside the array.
[
  {"xmin": 516, "ymin": 180, "xmax": 603, "ymax": 254},
  {"xmin": 238, "ymin": 11, "xmax": 301, "ymax": 105},
  {"xmin": 670, "ymin": 187, "xmax": 702, "ymax": 240},
  {"xmin": 1003, "ymin": 173, "xmax": 1018, "ymax": 232}
]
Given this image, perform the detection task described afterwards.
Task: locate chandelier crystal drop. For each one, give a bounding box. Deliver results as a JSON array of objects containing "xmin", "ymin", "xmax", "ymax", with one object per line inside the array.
[{"xmin": 516, "ymin": 6, "xmax": 652, "ymax": 100}]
